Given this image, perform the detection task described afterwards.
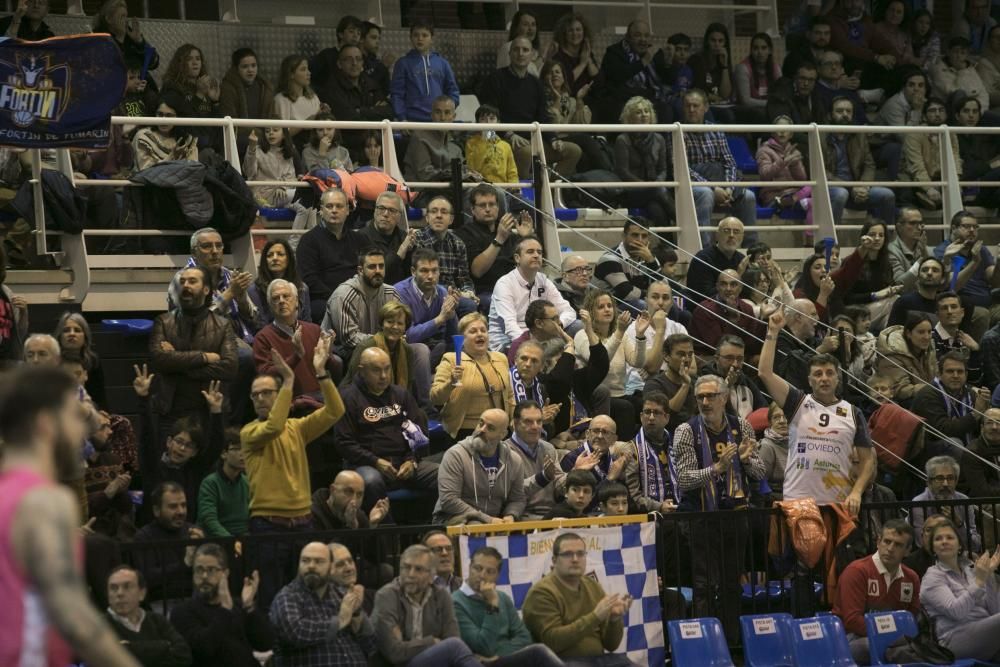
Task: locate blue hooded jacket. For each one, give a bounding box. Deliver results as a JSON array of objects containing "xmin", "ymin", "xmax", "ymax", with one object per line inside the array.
[{"xmin": 390, "ymin": 49, "xmax": 460, "ymax": 121}]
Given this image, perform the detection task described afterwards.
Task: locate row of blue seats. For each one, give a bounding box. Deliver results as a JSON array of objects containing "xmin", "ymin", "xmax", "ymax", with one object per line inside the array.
[{"xmin": 668, "ymin": 610, "xmax": 990, "ymax": 667}]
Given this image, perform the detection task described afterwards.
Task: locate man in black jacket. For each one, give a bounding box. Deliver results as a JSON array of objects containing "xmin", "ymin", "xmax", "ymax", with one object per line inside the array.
[
  {"xmin": 593, "ymin": 19, "xmax": 675, "ymax": 124},
  {"xmin": 319, "ymin": 44, "xmax": 392, "ymax": 161},
  {"xmin": 910, "ymin": 350, "xmax": 989, "ymax": 452},
  {"xmin": 334, "ymin": 347, "xmax": 437, "ymax": 511},
  {"xmin": 106, "ymin": 565, "xmax": 192, "ymax": 667},
  {"xmin": 297, "ymin": 188, "xmax": 363, "ymax": 321},
  {"xmin": 356, "ymin": 190, "xmax": 415, "ymax": 285},
  {"xmin": 773, "ymin": 298, "xmax": 838, "ymax": 391}
]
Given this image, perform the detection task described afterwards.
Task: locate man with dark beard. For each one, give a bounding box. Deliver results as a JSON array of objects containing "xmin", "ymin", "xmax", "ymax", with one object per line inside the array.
[
  {"xmin": 321, "ymin": 247, "xmax": 399, "ymax": 361},
  {"xmin": 170, "ymin": 543, "xmax": 271, "ymax": 666},
  {"xmin": 150, "ymin": 265, "xmax": 238, "ymax": 422},
  {"xmin": 0, "ymin": 366, "xmax": 140, "ymax": 667},
  {"xmin": 270, "ymin": 542, "xmax": 376, "ymax": 666}
]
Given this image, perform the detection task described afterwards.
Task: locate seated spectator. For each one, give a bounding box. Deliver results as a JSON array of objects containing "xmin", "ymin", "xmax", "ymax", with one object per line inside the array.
[
  {"xmin": 411, "ymin": 196, "xmax": 477, "ymax": 310},
  {"xmin": 0, "ymin": 248, "xmax": 28, "ymax": 369},
  {"xmin": 592, "ymin": 19, "xmax": 674, "ymax": 126},
  {"xmin": 160, "ymin": 44, "xmax": 221, "ymax": 153},
  {"xmin": 757, "ymin": 115, "xmax": 812, "ymax": 228},
  {"xmin": 887, "ymin": 258, "xmax": 976, "ymax": 332},
  {"xmin": 167, "ymin": 228, "xmax": 256, "ymax": 344},
  {"xmin": 321, "ymin": 247, "xmax": 399, "ymax": 361},
  {"xmin": 252, "ymin": 279, "xmax": 337, "ymax": 397},
  {"xmin": 300, "ymin": 113, "xmax": 353, "ymax": 171},
  {"xmin": 734, "ymin": 33, "xmax": 781, "ymax": 123},
  {"xmin": 423, "ymin": 531, "xmax": 462, "ymax": 592},
  {"xmin": 684, "ymin": 217, "xmax": 748, "ymax": 307},
  {"xmin": 479, "ymin": 37, "xmax": 581, "ymax": 178},
  {"xmin": 978, "ymin": 26, "xmax": 1000, "ymax": 109},
  {"xmin": 933, "ymin": 292, "xmax": 982, "ymax": 378},
  {"xmin": 372, "ymin": 545, "xmax": 478, "ymax": 666},
  {"xmin": 390, "ymin": 21, "xmax": 459, "ymax": 122},
  {"xmin": 782, "ymin": 16, "xmax": 832, "ymax": 77},
  {"xmin": 873, "ymin": 0, "xmax": 922, "ymax": 67},
  {"xmin": 170, "ymin": 543, "xmax": 272, "ymax": 666},
  {"xmin": 951, "ymin": 100, "xmax": 1000, "ymax": 208},
  {"xmin": 543, "ymin": 61, "xmax": 611, "ymax": 172},
  {"xmin": 521, "ymin": 532, "xmax": 633, "ymax": 666},
  {"xmin": 455, "ymin": 184, "xmax": 534, "ymax": 305},
  {"xmin": 962, "ymin": 407, "xmax": 1000, "ymax": 497},
  {"xmin": 911, "ymin": 455, "xmax": 983, "ymax": 552},
  {"xmin": 321, "ymin": 44, "xmax": 392, "ymax": 161},
  {"xmin": 274, "ymin": 54, "xmax": 326, "ymax": 142},
  {"xmin": 241, "ymin": 338, "xmax": 344, "ymax": 606},
  {"xmin": 509, "ymin": 328, "xmax": 581, "ymax": 436},
  {"xmin": 335, "ymin": 347, "xmax": 437, "ymax": 510},
  {"xmin": 311, "ymin": 469, "xmax": 390, "ymax": 530},
  {"xmin": 489, "ymin": 236, "xmax": 577, "ymax": 351},
  {"xmin": 243, "ymin": 126, "xmax": 300, "ymax": 207},
  {"xmin": 1, "ymin": 0, "xmax": 53, "ymax": 39},
  {"xmin": 643, "ymin": 333, "xmax": 699, "ymax": 430},
  {"xmin": 82, "ymin": 411, "xmax": 133, "ymax": 539},
  {"xmin": 433, "ymin": 408, "xmax": 526, "ymax": 525},
  {"xmin": 344, "ymin": 302, "xmax": 429, "ymax": 408},
  {"xmin": 505, "ymin": 399, "xmax": 569, "ymax": 519},
  {"xmin": 362, "ymin": 130, "xmax": 383, "ymax": 168},
  {"xmin": 404, "ymin": 96, "xmax": 478, "ymax": 184},
  {"xmin": 687, "ymin": 23, "xmax": 736, "ymax": 121},
  {"xmin": 912, "ymin": 350, "xmax": 987, "ymax": 455},
  {"xmin": 297, "ymin": 188, "xmax": 364, "ymax": 321},
  {"xmin": 878, "ymin": 68, "xmax": 929, "ymax": 182},
  {"xmin": 766, "ymin": 62, "xmax": 828, "ymax": 125},
  {"xmin": 432, "ymin": 313, "xmax": 514, "ymax": 439},
  {"xmin": 106, "ymin": 565, "xmax": 192, "ymax": 666},
  {"xmin": 358, "ymin": 191, "xmax": 412, "ymax": 285},
  {"xmin": 919, "ymin": 519, "xmax": 1000, "ymax": 662},
  {"xmin": 838, "ymin": 219, "xmax": 902, "ymax": 328},
  {"xmin": 667, "ymin": 32, "xmax": 694, "ymax": 96},
  {"xmin": 393, "ymin": 247, "xmax": 460, "ymax": 367},
  {"xmin": 134, "ymin": 482, "xmax": 203, "ymax": 601},
  {"xmin": 825, "ymin": 96, "xmax": 896, "ymax": 224},
  {"xmin": 270, "ymin": 542, "xmax": 376, "ymax": 665},
  {"xmin": 497, "ymin": 10, "xmax": 543, "ymax": 76},
  {"xmin": 55, "ymin": 312, "xmax": 106, "ymax": 408},
  {"xmin": 903, "ymin": 513, "xmax": 949, "ymax": 579},
  {"xmin": 559, "ymin": 415, "xmax": 626, "ymax": 505},
  {"xmin": 931, "ymin": 36, "xmax": 990, "ymax": 111},
  {"xmin": 912, "ymin": 9, "xmax": 942, "ymax": 68},
  {"xmin": 247, "ymin": 240, "xmax": 311, "ymax": 332},
  {"xmin": 309, "ymin": 15, "xmax": 363, "ymax": 95},
  {"xmin": 887, "ymin": 207, "xmax": 929, "ymax": 288},
  {"xmin": 555, "ymin": 254, "xmax": 595, "ymax": 312},
  {"xmin": 699, "ymin": 334, "xmax": 766, "ymax": 419},
  {"xmin": 613, "ymin": 100, "xmax": 675, "ymax": 231},
  {"xmin": 545, "ymin": 469, "xmax": 598, "ymax": 519},
  {"xmin": 93, "ymin": 0, "xmax": 159, "ymax": 79},
  {"xmin": 132, "ymin": 98, "xmax": 198, "ymax": 171},
  {"xmin": 877, "ymin": 312, "xmax": 937, "ymax": 402},
  {"xmin": 453, "ymin": 546, "xmax": 563, "ymax": 666},
  {"xmin": 197, "ymin": 428, "xmax": 248, "ymax": 538},
  {"xmin": 832, "ymin": 520, "xmax": 921, "ymax": 664},
  {"xmin": 152, "ymin": 265, "xmax": 238, "ymax": 422},
  {"xmin": 621, "ymin": 392, "xmax": 677, "ymax": 512},
  {"xmin": 465, "ymin": 104, "xmax": 519, "ymax": 184},
  {"xmin": 219, "ymin": 48, "xmax": 275, "ymax": 148},
  {"xmin": 547, "ymin": 12, "xmax": 600, "ymax": 98},
  {"xmin": 118, "ymin": 55, "xmax": 158, "ymax": 138},
  {"xmin": 829, "ymin": 0, "xmax": 898, "ymax": 90},
  {"xmin": 673, "ymin": 90, "xmax": 757, "ymax": 241},
  {"xmin": 952, "ymin": 0, "xmax": 996, "ymax": 54},
  {"xmin": 691, "ymin": 269, "xmax": 766, "ymax": 356},
  {"xmin": 758, "ymin": 402, "xmax": 789, "ymax": 499},
  {"xmin": 933, "ymin": 210, "xmax": 997, "ymax": 310}
]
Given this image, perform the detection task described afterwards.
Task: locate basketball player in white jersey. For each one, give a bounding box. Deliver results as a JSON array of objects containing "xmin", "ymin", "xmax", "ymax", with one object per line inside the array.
[{"xmin": 758, "ymin": 308, "xmax": 874, "ymax": 515}]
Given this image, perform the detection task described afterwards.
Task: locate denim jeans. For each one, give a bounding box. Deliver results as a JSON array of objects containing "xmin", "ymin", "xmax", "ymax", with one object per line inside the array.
[
  {"xmin": 829, "ymin": 186, "xmax": 895, "ymax": 224},
  {"xmin": 693, "ymin": 186, "xmax": 758, "ymax": 246},
  {"xmin": 405, "ymin": 636, "xmax": 482, "ymax": 667}
]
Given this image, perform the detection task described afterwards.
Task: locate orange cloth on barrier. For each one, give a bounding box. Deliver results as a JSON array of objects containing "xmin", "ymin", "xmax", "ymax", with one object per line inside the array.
[{"xmin": 769, "ymin": 501, "xmax": 857, "ymax": 604}]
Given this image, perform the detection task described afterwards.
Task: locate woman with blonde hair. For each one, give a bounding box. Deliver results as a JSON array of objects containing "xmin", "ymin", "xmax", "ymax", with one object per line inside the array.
[
  {"xmin": 431, "ymin": 312, "xmax": 514, "ymax": 439},
  {"xmin": 614, "ymin": 96, "xmax": 674, "ymax": 229}
]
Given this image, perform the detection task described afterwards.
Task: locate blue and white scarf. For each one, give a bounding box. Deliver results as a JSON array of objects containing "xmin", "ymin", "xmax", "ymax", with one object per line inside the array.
[
  {"xmin": 510, "ymin": 365, "xmax": 544, "ymax": 405},
  {"xmin": 635, "ymin": 427, "xmax": 676, "ymax": 503},
  {"xmin": 934, "ymin": 377, "xmax": 974, "ymax": 444},
  {"xmin": 690, "ymin": 414, "xmax": 746, "ymax": 511}
]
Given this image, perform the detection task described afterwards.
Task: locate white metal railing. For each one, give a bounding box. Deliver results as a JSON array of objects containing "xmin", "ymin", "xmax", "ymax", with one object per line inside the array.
[{"xmin": 20, "ymin": 116, "xmax": 989, "ymax": 304}]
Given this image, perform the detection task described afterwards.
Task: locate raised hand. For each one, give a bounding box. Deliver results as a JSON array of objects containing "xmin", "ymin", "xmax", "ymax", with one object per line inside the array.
[
  {"xmin": 313, "ymin": 332, "xmax": 333, "ymax": 377},
  {"xmin": 634, "ymin": 310, "xmax": 651, "ymax": 338},
  {"xmin": 738, "ymin": 437, "xmax": 756, "ymax": 462},
  {"xmin": 479, "ymin": 581, "xmax": 501, "ymax": 607},
  {"xmin": 495, "ymin": 213, "xmax": 516, "ymax": 243},
  {"xmin": 271, "ymin": 349, "xmax": 295, "ymax": 385},
  {"xmin": 247, "ymin": 130, "xmax": 259, "ymax": 150},
  {"xmin": 579, "ymin": 308, "xmax": 593, "ymax": 332},
  {"xmin": 767, "ymin": 307, "xmax": 785, "ymax": 333},
  {"xmin": 573, "ymin": 451, "xmax": 600, "ymax": 471},
  {"xmin": 616, "ymin": 309, "xmax": 632, "ymax": 333},
  {"xmin": 132, "ymin": 363, "xmax": 155, "ymax": 397},
  {"xmin": 651, "ymin": 309, "xmax": 667, "ymax": 330},
  {"xmin": 201, "ymin": 380, "xmax": 224, "ymax": 413},
  {"xmin": 542, "ymin": 455, "xmax": 558, "ymax": 480},
  {"xmin": 291, "ymin": 327, "xmax": 305, "ymax": 358},
  {"xmin": 819, "ymin": 274, "xmax": 835, "ymax": 297},
  {"xmin": 241, "ymin": 570, "xmax": 260, "ymax": 610},
  {"xmin": 542, "ymin": 400, "xmax": 561, "ymax": 423}
]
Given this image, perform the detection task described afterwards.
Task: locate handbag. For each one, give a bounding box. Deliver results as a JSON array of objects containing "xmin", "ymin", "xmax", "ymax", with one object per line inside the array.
[{"xmin": 883, "ymin": 608, "xmax": 955, "ymax": 665}]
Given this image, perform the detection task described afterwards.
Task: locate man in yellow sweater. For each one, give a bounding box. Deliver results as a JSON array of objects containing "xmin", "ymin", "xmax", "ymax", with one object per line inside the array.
[
  {"xmin": 521, "ymin": 532, "xmax": 637, "ymax": 666},
  {"xmin": 241, "ymin": 333, "xmax": 345, "ymax": 609}
]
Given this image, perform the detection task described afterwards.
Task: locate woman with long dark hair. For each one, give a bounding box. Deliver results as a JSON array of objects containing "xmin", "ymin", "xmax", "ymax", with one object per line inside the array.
[
  {"xmin": 688, "ymin": 22, "xmax": 735, "ymax": 122},
  {"xmin": 247, "ymin": 239, "xmax": 311, "ymax": 331},
  {"xmin": 734, "ymin": 33, "xmax": 780, "ymax": 122},
  {"xmin": 161, "ymin": 43, "xmax": 221, "ymax": 152},
  {"xmin": 837, "ymin": 219, "xmax": 904, "ymax": 327},
  {"xmin": 219, "ymin": 48, "xmax": 276, "ymax": 146},
  {"xmin": 876, "ymin": 311, "xmax": 936, "ymax": 401},
  {"xmin": 793, "ymin": 254, "xmax": 836, "ymax": 320},
  {"xmin": 132, "ymin": 98, "xmax": 197, "ymax": 171},
  {"xmin": 911, "ymin": 9, "xmax": 942, "ymax": 70},
  {"xmin": 547, "ymin": 12, "xmax": 600, "ymax": 97}
]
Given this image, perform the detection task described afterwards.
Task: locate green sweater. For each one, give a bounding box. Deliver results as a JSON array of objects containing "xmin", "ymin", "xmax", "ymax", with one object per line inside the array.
[
  {"xmin": 197, "ymin": 468, "xmax": 250, "ymax": 537},
  {"xmin": 521, "ymin": 572, "xmax": 624, "ymax": 658},
  {"xmin": 451, "ymin": 586, "xmax": 533, "ymax": 657}
]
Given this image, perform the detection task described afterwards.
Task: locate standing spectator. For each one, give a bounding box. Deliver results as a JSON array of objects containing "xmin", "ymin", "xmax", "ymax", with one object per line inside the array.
[
  {"xmin": 930, "ymin": 37, "xmax": 990, "ymax": 111},
  {"xmin": 613, "ymin": 100, "xmax": 675, "ymax": 232},
  {"xmin": 456, "ymin": 184, "xmax": 534, "ymax": 302},
  {"xmin": 93, "ymin": 0, "xmax": 159, "ymax": 77},
  {"xmin": 243, "ymin": 127, "xmax": 300, "ymax": 207},
  {"xmin": 241, "ymin": 337, "xmax": 345, "ymax": 607},
  {"xmin": 952, "ymin": 0, "xmax": 997, "ymax": 54},
  {"xmin": 521, "ymin": 532, "xmax": 633, "ymax": 665},
  {"xmin": 320, "ymin": 45, "xmax": 392, "ymax": 162},
  {"xmin": 198, "ymin": 429, "xmax": 248, "ymax": 538},
  {"xmin": 673, "ymin": 90, "xmax": 757, "ymax": 242},
  {"xmin": 298, "ymin": 188, "xmax": 363, "ymax": 321},
  {"xmin": 321, "ymin": 247, "xmax": 399, "ymax": 360},
  {"xmin": 0, "ymin": 244, "xmax": 28, "ymax": 370},
  {"xmin": 105, "ymin": 565, "xmax": 193, "ymax": 666},
  {"xmin": 622, "ymin": 392, "xmax": 677, "ymax": 512},
  {"xmin": 497, "ymin": 10, "xmax": 543, "ymax": 76},
  {"xmin": 734, "ymin": 33, "xmax": 781, "ymax": 123},
  {"xmin": 548, "ymin": 12, "xmax": 599, "ymax": 97},
  {"xmin": 390, "ymin": 21, "xmax": 460, "ymax": 122},
  {"xmin": 300, "ymin": 114, "xmax": 353, "ymax": 172},
  {"xmin": 465, "ymin": 104, "xmax": 519, "ymax": 184},
  {"xmin": 877, "ymin": 67, "xmax": 928, "ymax": 182},
  {"xmin": 335, "ymin": 347, "xmax": 437, "ymax": 511},
  {"xmin": 1, "ymin": 0, "xmax": 53, "ymax": 40},
  {"xmin": 219, "ymin": 48, "xmax": 275, "ymax": 147},
  {"xmin": 309, "ymin": 15, "xmax": 364, "ymax": 95},
  {"xmin": 912, "ymin": 10, "xmax": 942, "ymax": 69},
  {"xmin": 910, "ymin": 455, "xmax": 983, "ymax": 552},
  {"xmin": 269, "ymin": 542, "xmax": 376, "ymax": 666},
  {"xmin": 825, "ymin": 96, "xmax": 896, "ymax": 224},
  {"xmin": 360, "ymin": 22, "xmax": 391, "ymax": 99},
  {"xmin": 248, "ymin": 240, "xmax": 311, "ymax": 332},
  {"xmin": 688, "ymin": 23, "xmax": 735, "ymax": 120},
  {"xmin": 274, "ymin": 55, "xmax": 325, "ymax": 141},
  {"xmin": 453, "ymin": 546, "xmax": 564, "ymax": 666},
  {"xmin": 838, "ymin": 218, "xmax": 902, "ymax": 327},
  {"xmin": 876, "ymin": 312, "xmax": 937, "ymax": 402},
  {"xmin": 170, "ymin": 544, "xmax": 272, "ymax": 667},
  {"xmin": 372, "ymin": 545, "xmax": 480, "ymax": 666},
  {"xmin": 411, "ymin": 196, "xmax": 477, "ymax": 307}
]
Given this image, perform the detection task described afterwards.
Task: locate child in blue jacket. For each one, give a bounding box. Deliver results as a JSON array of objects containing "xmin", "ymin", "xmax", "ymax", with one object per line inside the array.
[{"xmin": 390, "ymin": 20, "xmax": 461, "ymax": 121}]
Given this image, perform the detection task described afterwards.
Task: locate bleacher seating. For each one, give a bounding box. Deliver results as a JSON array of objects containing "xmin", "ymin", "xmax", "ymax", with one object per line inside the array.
[
  {"xmin": 740, "ymin": 613, "xmax": 795, "ymax": 667},
  {"xmin": 667, "ymin": 617, "xmax": 736, "ymax": 667},
  {"xmin": 790, "ymin": 615, "xmax": 857, "ymax": 667}
]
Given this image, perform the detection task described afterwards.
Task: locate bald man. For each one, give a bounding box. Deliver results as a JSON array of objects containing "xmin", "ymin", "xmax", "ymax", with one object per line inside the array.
[
  {"xmin": 270, "ymin": 541, "xmax": 375, "ymax": 665},
  {"xmin": 432, "ymin": 408, "xmax": 527, "ymax": 525},
  {"xmin": 312, "ymin": 470, "xmax": 391, "ymax": 530},
  {"xmin": 558, "ymin": 414, "xmax": 622, "ymax": 512},
  {"xmin": 335, "ymin": 347, "xmax": 437, "ymax": 510},
  {"xmin": 555, "ymin": 254, "xmax": 594, "ymax": 312}
]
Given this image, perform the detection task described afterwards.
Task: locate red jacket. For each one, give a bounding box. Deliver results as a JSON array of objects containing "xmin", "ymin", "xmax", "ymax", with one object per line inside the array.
[{"xmin": 832, "ymin": 554, "xmax": 921, "ymax": 636}]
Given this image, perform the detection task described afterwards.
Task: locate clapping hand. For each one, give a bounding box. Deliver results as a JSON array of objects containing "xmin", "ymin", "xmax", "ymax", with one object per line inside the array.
[
  {"xmin": 542, "ymin": 455, "xmax": 558, "ymax": 480},
  {"xmin": 616, "ymin": 310, "xmax": 632, "ymax": 334},
  {"xmin": 132, "ymin": 363, "xmax": 155, "ymax": 397},
  {"xmin": 738, "ymin": 437, "xmax": 756, "ymax": 463},
  {"xmin": 271, "ymin": 349, "xmax": 295, "ymax": 385},
  {"xmin": 369, "ymin": 498, "xmax": 390, "ymax": 525},
  {"xmin": 634, "ymin": 310, "xmax": 651, "ymax": 338},
  {"xmin": 241, "ymin": 570, "xmax": 260, "ymax": 610},
  {"xmin": 313, "ymin": 332, "xmax": 334, "ymax": 377},
  {"xmin": 201, "ymin": 380, "xmax": 224, "ymax": 413},
  {"xmin": 542, "ymin": 400, "xmax": 561, "ymax": 423}
]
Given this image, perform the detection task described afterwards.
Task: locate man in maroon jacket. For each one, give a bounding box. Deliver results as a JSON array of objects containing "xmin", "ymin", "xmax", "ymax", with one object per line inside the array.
[{"xmin": 832, "ymin": 519, "xmax": 921, "ymax": 664}]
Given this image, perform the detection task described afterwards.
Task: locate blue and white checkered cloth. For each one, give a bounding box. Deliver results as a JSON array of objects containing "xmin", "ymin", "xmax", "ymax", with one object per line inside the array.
[{"xmin": 459, "ymin": 522, "xmax": 665, "ymax": 666}]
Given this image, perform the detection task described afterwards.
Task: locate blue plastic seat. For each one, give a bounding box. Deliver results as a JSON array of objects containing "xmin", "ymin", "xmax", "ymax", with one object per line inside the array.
[
  {"xmin": 741, "ymin": 613, "xmax": 794, "ymax": 667},
  {"xmin": 864, "ymin": 610, "xmax": 983, "ymax": 667},
  {"xmin": 258, "ymin": 206, "xmax": 295, "ymax": 222},
  {"xmin": 385, "ymin": 488, "xmax": 432, "ymax": 502},
  {"xmin": 791, "ymin": 615, "xmax": 857, "ymax": 667},
  {"xmin": 101, "ymin": 319, "xmax": 153, "ymax": 335},
  {"xmin": 667, "ymin": 618, "xmax": 735, "ymax": 667},
  {"xmin": 728, "ymin": 136, "xmax": 758, "ymax": 174}
]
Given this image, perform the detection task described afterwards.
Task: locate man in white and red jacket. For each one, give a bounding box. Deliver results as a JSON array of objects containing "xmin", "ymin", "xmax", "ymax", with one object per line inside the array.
[{"xmin": 832, "ymin": 519, "xmax": 921, "ymax": 665}]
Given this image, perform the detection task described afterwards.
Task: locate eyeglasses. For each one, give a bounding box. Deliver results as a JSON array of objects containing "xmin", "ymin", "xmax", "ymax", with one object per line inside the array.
[
  {"xmin": 930, "ymin": 475, "xmax": 957, "ymax": 483},
  {"xmin": 695, "ymin": 392, "xmax": 723, "ymax": 401},
  {"xmin": 194, "ymin": 565, "xmax": 223, "ymax": 577},
  {"xmin": 251, "ymin": 388, "xmax": 277, "ymax": 400},
  {"xmin": 170, "ymin": 437, "xmax": 195, "ymax": 450},
  {"xmin": 557, "ymin": 550, "xmax": 587, "ymax": 559},
  {"xmin": 565, "ymin": 266, "xmax": 593, "ymax": 276},
  {"xmin": 375, "ymin": 205, "xmax": 401, "ymax": 217}
]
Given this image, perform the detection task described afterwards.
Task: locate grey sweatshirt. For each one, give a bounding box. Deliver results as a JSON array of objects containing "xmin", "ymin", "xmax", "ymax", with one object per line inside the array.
[{"xmin": 432, "ymin": 436, "xmax": 527, "ymax": 524}]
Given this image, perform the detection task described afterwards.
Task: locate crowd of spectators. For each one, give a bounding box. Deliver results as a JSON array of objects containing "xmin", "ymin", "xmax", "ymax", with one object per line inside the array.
[{"xmin": 11, "ymin": 1, "xmax": 1000, "ymax": 665}]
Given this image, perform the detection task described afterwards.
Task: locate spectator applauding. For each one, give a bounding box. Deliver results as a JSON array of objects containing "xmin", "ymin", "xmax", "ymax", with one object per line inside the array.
[
  {"xmin": 311, "ymin": 469, "xmax": 389, "ymax": 530},
  {"xmin": 548, "ymin": 12, "xmax": 600, "ymax": 97},
  {"xmin": 390, "ymin": 21, "xmax": 459, "ymax": 122}
]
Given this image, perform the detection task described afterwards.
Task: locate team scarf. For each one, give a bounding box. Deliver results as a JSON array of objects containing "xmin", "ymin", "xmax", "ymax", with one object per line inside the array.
[
  {"xmin": 582, "ymin": 441, "xmax": 613, "ymax": 481},
  {"xmin": 690, "ymin": 414, "xmax": 746, "ymax": 511},
  {"xmin": 934, "ymin": 377, "xmax": 974, "ymax": 444},
  {"xmin": 635, "ymin": 427, "xmax": 676, "ymax": 503},
  {"xmin": 510, "ymin": 366, "xmax": 544, "ymax": 405}
]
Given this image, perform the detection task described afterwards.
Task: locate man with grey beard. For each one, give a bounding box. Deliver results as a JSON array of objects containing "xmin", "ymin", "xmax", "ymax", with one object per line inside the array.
[{"xmin": 432, "ymin": 409, "xmax": 527, "ymax": 525}]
